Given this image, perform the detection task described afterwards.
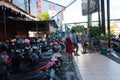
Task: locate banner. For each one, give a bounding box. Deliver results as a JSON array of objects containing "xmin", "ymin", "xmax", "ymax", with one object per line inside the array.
[
  {"xmin": 82, "ymin": 0, "xmax": 98, "ymax": 15},
  {"xmin": 48, "ymin": 4, "xmax": 57, "ymax": 22},
  {"xmin": 37, "ymin": 0, "xmax": 41, "ymax": 13}
]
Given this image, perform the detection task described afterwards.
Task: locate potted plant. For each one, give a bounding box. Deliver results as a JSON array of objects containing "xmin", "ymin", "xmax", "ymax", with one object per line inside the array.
[{"xmin": 100, "ymin": 34, "xmax": 109, "ymax": 55}]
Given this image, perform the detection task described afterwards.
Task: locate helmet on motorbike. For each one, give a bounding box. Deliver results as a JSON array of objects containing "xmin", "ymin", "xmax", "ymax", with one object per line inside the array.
[
  {"xmin": 42, "ymin": 37, "xmax": 46, "ymax": 42},
  {"xmin": 0, "ymin": 42, "xmax": 9, "ymax": 53},
  {"xmin": 52, "ymin": 42, "xmax": 58, "ymax": 45},
  {"xmin": 30, "ymin": 38, "xmax": 36, "ymax": 45},
  {"xmin": 16, "ymin": 38, "xmax": 24, "ymax": 44},
  {"xmin": 10, "ymin": 39, "xmax": 16, "ymax": 43},
  {"xmin": 16, "ymin": 38, "xmax": 25, "ymax": 49},
  {"xmin": 52, "ymin": 44, "xmax": 60, "ymax": 53},
  {"xmin": 36, "ymin": 39, "xmax": 40, "ymax": 44},
  {"xmin": 30, "ymin": 53, "xmax": 39, "ymax": 63},
  {"xmin": 32, "ymin": 46, "xmax": 38, "ymax": 49},
  {"xmin": 24, "ymin": 38, "xmax": 30, "ymax": 45},
  {"xmin": 41, "ymin": 44, "xmax": 52, "ymax": 52}
]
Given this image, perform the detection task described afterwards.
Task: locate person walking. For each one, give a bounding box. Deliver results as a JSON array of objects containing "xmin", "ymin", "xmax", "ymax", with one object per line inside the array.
[
  {"xmin": 82, "ymin": 28, "xmax": 89, "ymax": 53},
  {"xmin": 65, "ymin": 29, "xmax": 73, "ymax": 64},
  {"xmin": 71, "ymin": 30, "xmax": 79, "ymax": 56}
]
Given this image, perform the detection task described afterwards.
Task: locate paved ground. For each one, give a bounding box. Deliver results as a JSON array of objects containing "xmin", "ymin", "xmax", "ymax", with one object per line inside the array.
[
  {"xmin": 59, "ymin": 61, "xmax": 77, "ymax": 80},
  {"xmin": 59, "ymin": 53, "xmax": 77, "ymax": 80},
  {"xmin": 105, "ymin": 51, "xmax": 120, "ymax": 64},
  {"xmin": 58, "ymin": 43, "xmax": 120, "ymax": 80},
  {"xmin": 58, "ymin": 49, "xmax": 81, "ymax": 80}
]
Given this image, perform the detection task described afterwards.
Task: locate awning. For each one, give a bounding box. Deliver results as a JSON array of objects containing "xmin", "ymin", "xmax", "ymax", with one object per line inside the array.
[
  {"xmin": 0, "ymin": 1, "xmax": 36, "ymax": 21},
  {"xmin": 8, "ymin": 19, "xmax": 58, "ymax": 31},
  {"xmin": 28, "ymin": 20, "xmax": 58, "ymax": 31}
]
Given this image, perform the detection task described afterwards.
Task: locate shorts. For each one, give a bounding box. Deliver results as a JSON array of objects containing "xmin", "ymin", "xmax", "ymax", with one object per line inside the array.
[
  {"xmin": 83, "ymin": 41, "xmax": 89, "ymax": 47},
  {"xmin": 74, "ymin": 43, "xmax": 79, "ymax": 49}
]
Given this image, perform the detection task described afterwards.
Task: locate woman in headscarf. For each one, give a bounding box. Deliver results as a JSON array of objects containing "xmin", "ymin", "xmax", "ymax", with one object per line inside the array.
[{"xmin": 65, "ymin": 29, "xmax": 73, "ymax": 64}]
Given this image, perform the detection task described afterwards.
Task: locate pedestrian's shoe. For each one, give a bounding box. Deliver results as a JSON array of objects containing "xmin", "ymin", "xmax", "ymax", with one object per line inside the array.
[
  {"xmin": 74, "ymin": 54, "xmax": 80, "ymax": 56},
  {"xmin": 76, "ymin": 54, "xmax": 80, "ymax": 56},
  {"xmin": 74, "ymin": 54, "xmax": 76, "ymax": 55},
  {"xmin": 82, "ymin": 51, "xmax": 87, "ymax": 54}
]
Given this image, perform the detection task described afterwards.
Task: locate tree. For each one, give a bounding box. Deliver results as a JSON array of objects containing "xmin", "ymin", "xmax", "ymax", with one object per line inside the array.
[
  {"xmin": 38, "ymin": 12, "xmax": 49, "ymax": 21},
  {"xmin": 71, "ymin": 25, "xmax": 85, "ymax": 34},
  {"xmin": 90, "ymin": 26, "xmax": 100, "ymax": 38}
]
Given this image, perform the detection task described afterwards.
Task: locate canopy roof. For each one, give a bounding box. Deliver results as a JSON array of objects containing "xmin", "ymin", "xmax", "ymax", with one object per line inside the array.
[
  {"xmin": 8, "ymin": 19, "xmax": 58, "ymax": 31},
  {"xmin": 44, "ymin": 0, "xmax": 76, "ymax": 7},
  {"xmin": 0, "ymin": 1, "xmax": 36, "ymax": 20}
]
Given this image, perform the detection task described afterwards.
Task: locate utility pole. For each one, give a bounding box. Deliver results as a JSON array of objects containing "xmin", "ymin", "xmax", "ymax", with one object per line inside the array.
[
  {"xmin": 98, "ymin": 0, "xmax": 101, "ymax": 36},
  {"xmin": 88, "ymin": 0, "xmax": 92, "ymax": 50},
  {"xmin": 3, "ymin": 6, "xmax": 7, "ymax": 41},
  {"xmin": 24, "ymin": 0, "xmax": 28, "ymax": 13},
  {"xmin": 28, "ymin": 0, "xmax": 31, "ymax": 14},
  {"xmin": 107, "ymin": 0, "xmax": 110, "ymax": 49},
  {"xmin": 101, "ymin": 0, "xmax": 106, "ymax": 35}
]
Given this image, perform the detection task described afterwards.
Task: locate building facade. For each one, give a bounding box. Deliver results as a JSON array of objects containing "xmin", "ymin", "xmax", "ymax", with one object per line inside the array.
[
  {"xmin": 0, "ymin": 0, "xmax": 63, "ymax": 41},
  {"xmin": 12, "ymin": 0, "xmax": 38, "ymax": 17},
  {"xmin": 11, "ymin": 0, "xmax": 63, "ymax": 27},
  {"xmin": 37, "ymin": 0, "xmax": 63, "ymax": 28}
]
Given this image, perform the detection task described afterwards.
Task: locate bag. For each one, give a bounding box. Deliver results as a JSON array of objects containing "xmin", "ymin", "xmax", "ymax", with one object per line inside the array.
[{"xmin": 85, "ymin": 41, "xmax": 89, "ymax": 46}]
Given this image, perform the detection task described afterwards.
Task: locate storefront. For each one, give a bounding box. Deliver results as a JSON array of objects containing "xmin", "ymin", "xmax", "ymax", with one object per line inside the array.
[
  {"xmin": 0, "ymin": 1, "xmax": 58, "ymax": 41},
  {"xmin": 0, "ymin": 1, "xmax": 35, "ymax": 41}
]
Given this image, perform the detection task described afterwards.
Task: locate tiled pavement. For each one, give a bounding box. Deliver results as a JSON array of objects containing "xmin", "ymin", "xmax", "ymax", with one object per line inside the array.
[
  {"xmin": 60, "ymin": 44, "xmax": 120, "ymax": 80},
  {"xmin": 73, "ymin": 44, "xmax": 120, "ymax": 80}
]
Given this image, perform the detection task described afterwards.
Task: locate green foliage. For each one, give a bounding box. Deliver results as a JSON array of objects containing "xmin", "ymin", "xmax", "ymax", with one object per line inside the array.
[
  {"xmin": 100, "ymin": 34, "xmax": 109, "ymax": 41},
  {"xmin": 38, "ymin": 12, "xmax": 49, "ymax": 21},
  {"xmin": 100, "ymin": 32, "xmax": 113, "ymax": 41},
  {"xmin": 71, "ymin": 25, "xmax": 85, "ymax": 34},
  {"xmin": 90, "ymin": 26, "xmax": 100, "ymax": 38},
  {"xmin": 71, "ymin": 25, "xmax": 101, "ymax": 37},
  {"xmin": 90, "ymin": 26, "xmax": 113, "ymax": 41}
]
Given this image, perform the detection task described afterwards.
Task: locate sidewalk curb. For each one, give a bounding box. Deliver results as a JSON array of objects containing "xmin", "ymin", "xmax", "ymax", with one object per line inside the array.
[{"xmin": 73, "ymin": 55, "xmax": 83, "ymax": 80}]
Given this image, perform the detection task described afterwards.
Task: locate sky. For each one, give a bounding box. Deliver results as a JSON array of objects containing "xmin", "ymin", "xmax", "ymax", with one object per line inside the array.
[
  {"xmin": 63, "ymin": 0, "xmax": 120, "ymax": 23},
  {"xmin": 63, "ymin": 0, "xmax": 87, "ymax": 23}
]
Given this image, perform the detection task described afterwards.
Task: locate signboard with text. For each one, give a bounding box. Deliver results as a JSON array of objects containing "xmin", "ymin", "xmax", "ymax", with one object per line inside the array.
[
  {"xmin": 37, "ymin": 0, "xmax": 41, "ymax": 13},
  {"xmin": 82, "ymin": 0, "xmax": 98, "ymax": 15}
]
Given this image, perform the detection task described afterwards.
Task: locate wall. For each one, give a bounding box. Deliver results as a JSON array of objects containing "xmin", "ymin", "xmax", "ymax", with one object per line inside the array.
[{"xmin": 0, "ymin": 20, "xmax": 28, "ymax": 41}]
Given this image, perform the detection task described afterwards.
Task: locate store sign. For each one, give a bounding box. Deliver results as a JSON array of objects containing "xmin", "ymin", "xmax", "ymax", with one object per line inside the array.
[
  {"xmin": 37, "ymin": 0, "xmax": 41, "ymax": 13},
  {"xmin": 48, "ymin": 4, "xmax": 57, "ymax": 22},
  {"xmin": 82, "ymin": 0, "xmax": 98, "ymax": 15}
]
